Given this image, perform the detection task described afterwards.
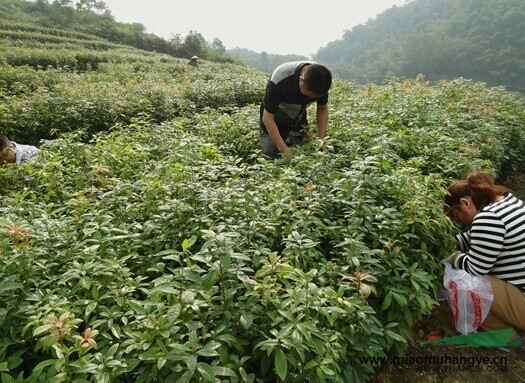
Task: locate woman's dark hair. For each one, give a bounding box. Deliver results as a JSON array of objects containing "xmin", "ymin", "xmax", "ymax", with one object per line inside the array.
[
  {"xmin": 445, "ymin": 171, "xmax": 508, "ymax": 211},
  {"xmin": 0, "ymin": 135, "xmax": 10, "ymax": 152},
  {"xmin": 304, "ymin": 64, "xmax": 332, "ymax": 95}
]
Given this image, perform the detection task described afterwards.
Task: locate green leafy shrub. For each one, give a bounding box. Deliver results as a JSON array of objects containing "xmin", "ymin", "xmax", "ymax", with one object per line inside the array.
[{"xmin": 1, "ymin": 26, "xmax": 525, "ymax": 382}]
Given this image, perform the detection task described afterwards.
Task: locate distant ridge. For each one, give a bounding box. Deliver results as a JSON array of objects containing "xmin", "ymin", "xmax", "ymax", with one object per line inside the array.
[{"xmin": 314, "ymin": 0, "xmax": 525, "ymax": 92}]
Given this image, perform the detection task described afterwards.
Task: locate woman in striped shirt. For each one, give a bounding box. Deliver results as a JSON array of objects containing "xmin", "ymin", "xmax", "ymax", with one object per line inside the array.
[{"xmin": 444, "ymin": 171, "xmax": 525, "ymax": 345}]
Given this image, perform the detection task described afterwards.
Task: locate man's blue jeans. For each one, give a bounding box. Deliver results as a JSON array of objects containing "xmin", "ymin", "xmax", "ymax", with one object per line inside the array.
[
  {"xmin": 259, "ymin": 129, "xmax": 280, "ymax": 159},
  {"xmin": 259, "ymin": 126, "xmax": 307, "ymax": 159}
]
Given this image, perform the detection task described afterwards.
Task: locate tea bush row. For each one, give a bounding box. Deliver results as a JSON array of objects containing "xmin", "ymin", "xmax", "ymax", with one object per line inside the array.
[
  {"xmin": 0, "ymin": 42, "xmax": 173, "ymax": 71},
  {"xmin": 0, "ymin": 60, "xmax": 267, "ymax": 144},
  {"xmin": 0, "ymin": 21, "xmax": 111, "ymax": 42},
  {"xmin": 0, "ymin": 30, "xmax": 125, "ymax": 51}
]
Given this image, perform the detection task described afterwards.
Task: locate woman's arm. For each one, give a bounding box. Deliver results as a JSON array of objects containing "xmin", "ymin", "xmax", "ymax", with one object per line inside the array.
[{"xmin": 453, "ymin": 211, "xmax": 506, "ymax": 275}]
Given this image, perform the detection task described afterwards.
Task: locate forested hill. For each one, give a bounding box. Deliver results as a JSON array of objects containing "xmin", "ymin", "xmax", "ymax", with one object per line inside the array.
[{"xmin": 314, "ymin": 0, "xmax": 525, "ymax": 92}]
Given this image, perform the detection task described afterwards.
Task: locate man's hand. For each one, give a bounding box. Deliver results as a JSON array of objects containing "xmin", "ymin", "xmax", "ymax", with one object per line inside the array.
[
  {"xmin": 318, "ymin": 139, "xmax": 327, "ymax": 152},
  {"xmin": 281, "ymin": 147, "xmax": 293, "ymax": 160}
]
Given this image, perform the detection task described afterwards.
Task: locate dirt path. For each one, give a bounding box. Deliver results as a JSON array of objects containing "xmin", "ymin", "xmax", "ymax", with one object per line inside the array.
[{"xmin": 372, "ymin": 303, "xmax": 525, "ymax": 383}]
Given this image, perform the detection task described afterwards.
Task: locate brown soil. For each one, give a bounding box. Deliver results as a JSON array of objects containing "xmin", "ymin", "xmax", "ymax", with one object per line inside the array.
[
  {"xmin": 371, "ymin": 172, "xmax": 525, "ymax": 383},
  {"xmin": 371, "ymin": 302, "xmax": 525, "ymax": 383}
]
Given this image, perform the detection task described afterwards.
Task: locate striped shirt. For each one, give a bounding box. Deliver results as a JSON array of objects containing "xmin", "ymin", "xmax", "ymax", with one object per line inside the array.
[{"xmin": 454, "ymin": 192, "xmax": 525, "ymax": 291}]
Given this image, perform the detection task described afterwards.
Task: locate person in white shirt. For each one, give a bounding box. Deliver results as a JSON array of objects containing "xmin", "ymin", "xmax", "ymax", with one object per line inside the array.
[{"xmin": 0, "ymin": 134, "xmax": 38, "ymax": 167}]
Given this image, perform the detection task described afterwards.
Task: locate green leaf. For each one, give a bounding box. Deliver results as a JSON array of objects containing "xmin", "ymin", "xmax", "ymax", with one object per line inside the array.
[
  {"xmin": 49, "ymin": 372, "xmax": 68, "ymax": 383},
  {"xmin": 320, "ymin": 364, "xmax": 336, "ymax": 376},
  {"xmin": 219, "ymin": 253, "xmax": 231, "ymax": 269},
  {"xmin": 168, "ymin": 344, "xmax": 192, "ymax": 354},
  {"xmin": 0, "ymin": 280, "xmax": 23, "ymax": 294},
  {"xmin": 84, "ymin": 301, "xmax": 97, "ymax": 317},
  {"xmin": 391, "ymin": 291, "xmax": 408, "ymax": 307},
  {"xmin": 213, "ymin": 366, "xmax": 237, "ymax": 377},
  {"xmin": 106, "ymin": 343, "xmax": 119, "ymax": 357},
  {"xmin": 185, "ymin": 270, "xmax": 203, "ymax": 284},
  {"xmin": 110, "ymin": 324, "xmax": 121, "ymax": 339},
  {"xmin": 185, "ymin": 355, "xmax": 197, "ymax": 375},
  {"xmin": 274, "ymin": 349, "xmax": 287, "ymax": 381},
  {"xmin": 92, "ymin": 285, "xmax": 99, "ymax": 300},
  {"xmin": 157, "ymin": 357, "xmax": 167, "ymax": 370},
  {"xmin": 149, "ymin": 284, "xmax": 178, "ymax": 295},
  {"xmin": 196, "ymin": 362, "xmax": 215, "ymax": 381},
  {"xmin": 197, "ymin": 341, "xmax": 220, "ymax": 357},
  {"xmin": 139, "ymin": 349, "xmax": 160, "ymax": 361},
  {"xmin": 7, "ymin": 357, "xmax": 23, "ymax": 369},
  {"xmin": 303, "ymin": 360, "xmax": 317, "ymax": 371},
  {"xmin": 76, "ymin": 363, "xmax": 100, "ymax": 374},
  {"xmin": 125, "ymin": 359, "xmax": 141, "ymax": 372},
  {"xmin": 182, "ymin": 236, "xmax": 197, "ymax": 251},
  {"xmin": 175, "ymin": 371, "xmax": 191, "ymax": 383},
  {"xmin": 80, "ymin": 276, "xmax": 91, "ymax": 289},
  {"xmin": 127, "ymin": 300, "xmax": 146, "ymax": 314},
  {"xmin": 33, "ymin": 324, "xmax": 53, "ymax": 336},
  {"xmin": 381, "ymin": 292, "xmax": 392, "ymax": 310},
  {"xmin": 386, "ymin": 330, "xmax": 407, "ymax": 343},
  {"xmin": 0, "ymin": 362, "xmax": 8, "ymax": 372},
  {"xmin": 240, "ymin": 312, "xmax": 253, "ymax": 330},
  {"xmin": 1, "ymin": 373, "xmax": 15, "ymax": 383}
]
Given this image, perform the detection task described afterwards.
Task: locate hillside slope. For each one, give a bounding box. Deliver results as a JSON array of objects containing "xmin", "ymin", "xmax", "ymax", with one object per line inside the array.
[{"xmin": 314, "ymin": 0, "xmax": 525, "ymax": 92}]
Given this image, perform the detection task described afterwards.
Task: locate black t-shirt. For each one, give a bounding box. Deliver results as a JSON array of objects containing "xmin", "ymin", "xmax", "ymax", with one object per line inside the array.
[{"xmin": 259, "ymin": 61, "xmax": 329, "ymax": 136}]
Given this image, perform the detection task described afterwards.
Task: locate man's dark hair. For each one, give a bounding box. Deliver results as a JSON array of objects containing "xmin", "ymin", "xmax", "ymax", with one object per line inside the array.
[
  {"xmin": 304, "ymin": 64, "xmax": 332, "ymax": 95},
  {"xmin": 0, "ymin": 135, "xmax": 10, "ymax": 152}
]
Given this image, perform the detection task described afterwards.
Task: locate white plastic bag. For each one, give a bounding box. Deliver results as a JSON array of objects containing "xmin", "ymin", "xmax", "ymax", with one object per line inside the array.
[{"xmin": 442, "ymin": 260, "xmax": 494, "ymax": 335}]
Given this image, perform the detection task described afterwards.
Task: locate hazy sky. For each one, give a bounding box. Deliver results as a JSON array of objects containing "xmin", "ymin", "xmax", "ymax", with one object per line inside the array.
[{"xmin": 102, "ymin": 0, "xmax": 409, "ymax": 57}]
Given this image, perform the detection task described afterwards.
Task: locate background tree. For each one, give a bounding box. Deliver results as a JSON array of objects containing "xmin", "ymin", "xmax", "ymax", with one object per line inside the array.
[
  {"xmin": 211, "ymin": 37, "xmax": 226, "ymax": 53},
  {"xmin": 182, "ymin": 30, "xmax": 207, "ymax": 59},
  {"xmin": 75, "ymin": 0, "xmax": 107, "ymax": 13}
]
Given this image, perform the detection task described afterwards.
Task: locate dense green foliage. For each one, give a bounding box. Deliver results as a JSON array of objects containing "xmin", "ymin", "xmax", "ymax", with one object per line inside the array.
[
  {"xmin": 1, "ymin": 11, "xmax": 525, "ymax": 383},
  {"xmin": 315, "ymin": 0, "xmax": 525, "ymax": 92}
]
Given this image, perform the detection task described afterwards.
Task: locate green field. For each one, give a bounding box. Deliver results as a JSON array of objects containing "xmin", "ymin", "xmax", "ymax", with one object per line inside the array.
[{"xmin": 1, "ymin": 21, "xmax": 525, "ymax": 383}]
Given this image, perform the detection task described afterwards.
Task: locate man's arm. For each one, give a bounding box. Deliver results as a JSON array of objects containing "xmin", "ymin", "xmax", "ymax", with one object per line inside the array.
[
  {"xmin": 316, "ymin": 103, "xmax": 329, "ymax": 139},
  {"xmin": 262, "ymin": 109, "xmax": 293, "ymax": 159}
]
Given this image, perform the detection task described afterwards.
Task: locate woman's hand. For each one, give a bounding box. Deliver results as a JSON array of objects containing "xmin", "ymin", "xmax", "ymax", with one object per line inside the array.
[{"xmin": 450, "ymin": 251, "xmax": 462, "ymax": 265}]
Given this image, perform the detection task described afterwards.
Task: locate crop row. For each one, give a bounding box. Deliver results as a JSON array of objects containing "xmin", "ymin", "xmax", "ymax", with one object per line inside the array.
[
  {"xmin": 0, "ymin": 21, "xmax": 110, "ymax": 42},
  {"xmin": 0, "ymin": 41, "xmax": 177, "ymax": 69},
  {"xmin": 0, "ymin": 60, "xmax": 267, "ymax": 144},
  {"xmin": 0, "ymin": 30, "xmax": 130, "ymax": 51}
]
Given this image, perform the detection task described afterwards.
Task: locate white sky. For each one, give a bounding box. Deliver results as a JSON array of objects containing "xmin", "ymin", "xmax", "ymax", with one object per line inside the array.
[{"xmin": 102, "ymin": 0, "xmax": 409, "ymax": 57}]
